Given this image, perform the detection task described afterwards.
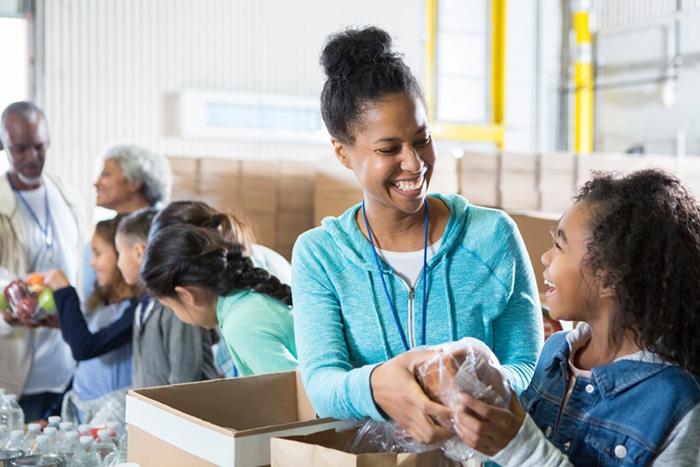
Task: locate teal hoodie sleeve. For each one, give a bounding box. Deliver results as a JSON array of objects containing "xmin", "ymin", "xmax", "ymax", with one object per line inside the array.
[{"xmin": 292, "ymin": 230, "xmax": 386, "ymax": 421}]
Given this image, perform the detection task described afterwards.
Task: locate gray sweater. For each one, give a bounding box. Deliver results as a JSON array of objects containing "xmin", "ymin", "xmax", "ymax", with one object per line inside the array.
[{"xmin": 132, "ymin": 298, "xmax": 218, "ymax": 388}]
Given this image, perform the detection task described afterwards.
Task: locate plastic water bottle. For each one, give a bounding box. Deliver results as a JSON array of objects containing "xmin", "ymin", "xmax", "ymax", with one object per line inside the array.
[
  {"xmin": 78, "ymin": 424, "xmax": 92, "ymax": 439},
  {"xmin": 71, "ymin": 435, "xmax": 101, "ymax": 467},
  {"xmin": 116, "ymin": 426, "xmax": 128, "ymax": 452},
  {"xmin": 94, "ymin": 429, "xmax": 116, "ymax": 462},
  {"xmin": 56, "ymin": 430, "xmax": 79, "ymax": 461},
  {"xmin": 0, "ymin": 425, "xmax": 10, "ymax": 446},
  {"xmin": 0, "ymin": 393, "xmax": 25, "ymax": 432},
  {"xmin": 46, "ymin": 415, "xmax": 62, "ymax": 431},
  {"xmin": 105, "ymin": 421, "xmax": 125, "ymax": 448},
  {"xmin": 42, "ymin": 426, "xmax": 59, "ymax": 448},
  {"xmin": 57, "ymin": 421, "xmax": 74, "ymax": 444},
  {"xmin": 4, "ymin": 429, "xmax": 30, "ymax": 452},
  {"xmin": 101, "ymin": 448, "xmax": 128, "ymax": 467},
  {"xmin": 0, "ymin": 388, "xmax": 6, "ymax": 428},
  {"xmin": 30, "ymin": 434, "xmax": 54, "ymax": 455},
  {"xmin": 24, "ymin": 422, "xmax": 42, "ymax": 449}
]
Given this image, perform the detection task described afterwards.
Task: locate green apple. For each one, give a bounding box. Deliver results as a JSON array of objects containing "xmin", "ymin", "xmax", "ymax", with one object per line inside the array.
[
  {"xmin": 37, "ymin": 287, "xmax": 56, "ymax": 313},
  {"xmin": 0, "ymin": 291, "xmax": 8, "ymax": 311}
]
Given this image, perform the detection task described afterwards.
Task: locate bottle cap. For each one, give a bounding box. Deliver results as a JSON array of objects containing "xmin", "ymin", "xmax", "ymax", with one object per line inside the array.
[{"xmin": 27, "ymin": 422, "xmax": 41, "ymax": 432}]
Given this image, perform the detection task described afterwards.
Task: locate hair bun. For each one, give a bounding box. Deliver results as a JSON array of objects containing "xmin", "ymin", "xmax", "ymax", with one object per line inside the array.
[{"xmin": 320, "ymin": 26, "xmax": 395, "ymax": 80}]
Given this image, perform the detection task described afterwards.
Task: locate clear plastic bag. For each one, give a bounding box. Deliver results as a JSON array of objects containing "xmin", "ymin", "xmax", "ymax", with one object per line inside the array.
[
  {"xmin": 0, "ymin": 270, "xmax": 56, "ymax": 324},
  {"xmin": 348, "ymin": 337, "xmax": 512, "ymax": 462}
]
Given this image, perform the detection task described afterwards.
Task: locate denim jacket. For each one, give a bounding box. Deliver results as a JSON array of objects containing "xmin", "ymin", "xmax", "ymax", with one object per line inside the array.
[{"xmin": 519, "ymin": 327, "xmax": 700, "ymax": 466}]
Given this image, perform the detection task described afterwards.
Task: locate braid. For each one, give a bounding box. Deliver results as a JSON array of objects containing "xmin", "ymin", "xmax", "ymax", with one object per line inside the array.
[
  {"xmin": 222, "ymin": 250, "xmax": 292, "ymax": 306},
  {"xmin": 143, "ymin": 224, "xmax": 291, "ymax": 306}
]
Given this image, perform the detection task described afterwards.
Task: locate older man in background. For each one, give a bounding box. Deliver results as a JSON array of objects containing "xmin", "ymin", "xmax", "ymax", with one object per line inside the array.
[{"xmin": 0, "ymin": 101, "xmax": 86, "ymax": 421}]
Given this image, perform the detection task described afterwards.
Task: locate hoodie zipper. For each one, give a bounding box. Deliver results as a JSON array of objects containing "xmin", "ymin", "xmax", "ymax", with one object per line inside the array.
[{"xmin": 407, "ymin": 287, "xmax": 415, "ymax": 348}]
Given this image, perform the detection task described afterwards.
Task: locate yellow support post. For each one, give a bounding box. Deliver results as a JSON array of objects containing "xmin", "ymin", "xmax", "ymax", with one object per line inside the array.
[
  {"xmin": 572, "ymin": 1, "xmax": 593, "ymax": 154},
  {"xmin": 491, "ymin": 0, "xmax": 507, "ymax": 144},
  {"xmin": 425, "ymin": 0, "xmax": 437, "ymax": 122}
]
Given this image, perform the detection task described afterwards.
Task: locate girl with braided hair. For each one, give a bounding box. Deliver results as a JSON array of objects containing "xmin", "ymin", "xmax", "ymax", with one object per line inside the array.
[
  {"xmin": 148, "ymin": 200, "xmax": 292, "ymax": 377},
  {"xmin": 141, "ymin": 224, "xmax": 297, "ymax": 376}
]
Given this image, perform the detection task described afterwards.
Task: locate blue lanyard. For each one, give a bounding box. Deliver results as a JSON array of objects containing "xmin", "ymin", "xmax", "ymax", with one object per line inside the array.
[
  {"xmin": 7, "ymin": 173, "xmax": 53, "ymax": 252},
  {"xmin": 362, "ymin": 199, "xmax": 429, "ymax": 351}
]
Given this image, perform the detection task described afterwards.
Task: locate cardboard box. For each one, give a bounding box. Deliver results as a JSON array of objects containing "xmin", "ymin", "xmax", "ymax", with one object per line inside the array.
[
  {"xmin": 500, "ymin": 153, "xmax": 539, "ymax": 211},
  {"xmin": 459, "ymin": 152, "xmax": 500, "ymax": 208},
  {"xmin": 126, "ymin": 371, "xmax": 356, "ymax": 467},
  {"xmin": 270, "ymin": 427, "xmax": 456, "ymax": 467}
]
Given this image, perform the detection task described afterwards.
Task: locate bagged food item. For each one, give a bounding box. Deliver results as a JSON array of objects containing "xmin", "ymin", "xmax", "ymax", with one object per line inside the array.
[
  {"xmin": 347, "ymin": 338, "xmax": 512, "ymax": 463},
  {"xmin": 414, "ymin": 338, "xmax": 511, "ymax": 429},
  {"xmin": 2, "ymin": 273, "xmax": 56, "ymax": 324}
]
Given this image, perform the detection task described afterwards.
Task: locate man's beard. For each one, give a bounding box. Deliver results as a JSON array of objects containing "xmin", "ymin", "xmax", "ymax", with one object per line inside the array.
[{"xmin": 17, "ymin": 171, "xmax": 43, "ymax": 187}]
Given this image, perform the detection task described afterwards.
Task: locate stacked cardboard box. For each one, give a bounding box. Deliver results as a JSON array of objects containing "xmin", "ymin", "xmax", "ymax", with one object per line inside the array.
[{"xmin": 458, "ymin": 152, "xmax": 500, "ymax": 208}]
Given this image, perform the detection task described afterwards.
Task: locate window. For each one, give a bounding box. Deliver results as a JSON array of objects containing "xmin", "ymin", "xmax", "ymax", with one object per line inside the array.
[{"xmin": 0, "ymin": 16, "xmax": 30, "ymax": 173}]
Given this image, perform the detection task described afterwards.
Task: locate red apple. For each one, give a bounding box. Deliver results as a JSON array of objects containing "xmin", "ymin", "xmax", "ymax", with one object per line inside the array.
[
  {"xmin": 4, "ymin": 279, "xmax": 29, "ymax": 311},
  {"xmin": 15, "ymin": 295, "xmax": 38, "ymax": 320}
]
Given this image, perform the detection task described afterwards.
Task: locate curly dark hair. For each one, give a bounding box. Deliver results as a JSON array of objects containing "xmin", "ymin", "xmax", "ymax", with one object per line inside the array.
[
  {"xmin": 575, "ymin": 168, "xmax": 700, "ymax": 375},
  {"xmin": 319, "ymin": 26, "xmax": 425, "ymax": 144},
  {"xmin": 141, "ymin": 224, "xmax": 291, "ymax": 306}
]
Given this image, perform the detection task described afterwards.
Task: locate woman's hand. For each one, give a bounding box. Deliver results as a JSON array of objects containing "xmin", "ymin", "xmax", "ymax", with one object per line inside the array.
[
  {"xmin": 370, "ymin": 349, "xmax": 453, "ymax": 445},
  {"xmin": 42, "ymin": 269, "xmax": 71, "ymax": 291},
  {"xmin": 452, "ymin": 388, "xmax": 526, "ymax": 457}
]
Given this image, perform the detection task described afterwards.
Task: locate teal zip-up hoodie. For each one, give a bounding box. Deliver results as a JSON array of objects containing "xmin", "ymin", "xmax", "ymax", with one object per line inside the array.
[{"xmin": 291, "ymin": 193, "xmax": 543, "ymax": 421}]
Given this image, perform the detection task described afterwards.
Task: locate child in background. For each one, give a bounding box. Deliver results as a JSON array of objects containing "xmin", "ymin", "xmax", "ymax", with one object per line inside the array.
[
  {"xmin": 453, "ymin": 169, "xmax": 700, "ymax": 465},
  {"xmin": 115, "ymin": 208, "xmax": 218, "ymax": 387},
  {"xmin": 148, "ymin": 200, "xmax": 293, "ymax": 377},
  {"xmin": 141, "ymin": 224, "xmax": 297, "ymax": 376},
  {"xmin": 44, "ymin": 215, "xmax": 140, "ymax": 425}
]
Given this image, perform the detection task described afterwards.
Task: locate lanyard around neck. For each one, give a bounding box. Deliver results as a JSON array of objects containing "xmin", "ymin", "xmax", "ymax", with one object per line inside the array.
[
  {"xmin": 362, "ymin": 199, "xmax": 429, "ymax": 351},
  {"xmin": 7, "ymin": 173, "xmax": 53, "ymax": 252}
]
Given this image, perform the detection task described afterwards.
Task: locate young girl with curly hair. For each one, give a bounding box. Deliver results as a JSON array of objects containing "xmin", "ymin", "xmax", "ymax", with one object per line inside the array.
[
  {"xmin": 140, "ymin": 224, "xmax": 297, "ymax": 376},
  {"xmin": 44, "ymin": 215, "xmax": 141, "ymax": 424},
  {"xmin": 453, "ymin": 169, "xmax": 700, "ymax": 465}
]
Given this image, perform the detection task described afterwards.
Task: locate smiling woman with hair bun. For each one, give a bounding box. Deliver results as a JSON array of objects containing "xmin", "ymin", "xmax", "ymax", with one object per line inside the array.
[{"xmin": 291, "ymin": 25, "xmax": 543, "ymax": 445}]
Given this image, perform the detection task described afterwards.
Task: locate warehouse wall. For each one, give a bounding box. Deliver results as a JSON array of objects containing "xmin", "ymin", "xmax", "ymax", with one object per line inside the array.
[{"xmin": 35, "ymin": 0, "xmax": 426, "ymax": 224}]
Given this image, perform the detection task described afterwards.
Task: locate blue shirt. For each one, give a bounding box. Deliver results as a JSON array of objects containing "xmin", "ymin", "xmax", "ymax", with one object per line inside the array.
[{"xmin": 60, "ymin": 294, "xmax": 136, "ymax": 401}]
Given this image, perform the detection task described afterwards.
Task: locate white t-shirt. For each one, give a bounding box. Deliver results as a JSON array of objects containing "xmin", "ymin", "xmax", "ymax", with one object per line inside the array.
[
  {"xmin": 377, "ymin": 240, "xmax": 442, "ymax": 288},
  {"xmin": 14, "ymin": 178, "xmax": 77, "ymax": 394}
]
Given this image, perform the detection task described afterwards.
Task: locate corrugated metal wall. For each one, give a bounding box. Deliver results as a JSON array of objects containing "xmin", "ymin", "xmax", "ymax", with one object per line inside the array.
[
  {"xmin": 36, "ymin": 0, "xmax": 424, "ymax": 222},
  {"xmin": 598, "ymin": 0, "xmax": 700, "ymax": 30}
]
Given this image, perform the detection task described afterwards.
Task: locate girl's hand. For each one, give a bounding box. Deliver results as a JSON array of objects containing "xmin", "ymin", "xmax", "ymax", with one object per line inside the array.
[
  {"xmin": 452, "ymin": 388, "xmax": 526, "ymax": 457},
  {"xmin": 370, "ymin": 350, "xmax": 453, "ymax": 445},
  {"xmin": 36, "ymin": 314, "xmax": 61, "ymax": 328},
  {"xmin": 42, "ymin": 269, "xmax": 71, "ymax": 291}
]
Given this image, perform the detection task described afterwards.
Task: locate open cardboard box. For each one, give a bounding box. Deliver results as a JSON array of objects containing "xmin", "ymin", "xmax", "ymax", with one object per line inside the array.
[
  {"xmin": 271, "ymin": 426, "xmax": 456, "ymax": 467},
  {"xmin": 126, "ymin": 371, "xmax": 356, "ymax": 467}
]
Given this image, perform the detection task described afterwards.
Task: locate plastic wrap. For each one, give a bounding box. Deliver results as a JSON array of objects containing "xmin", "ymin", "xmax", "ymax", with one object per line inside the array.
[
  {"xmin": 347, "ymin": 337, "xmax": 512, "ymax": 462},
  {"xmin": 0, "ymin": 269, "xmax": 56, "ymax": 324}
]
